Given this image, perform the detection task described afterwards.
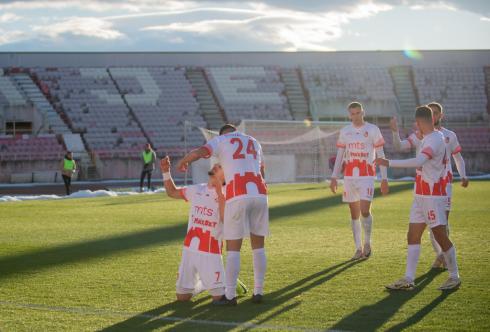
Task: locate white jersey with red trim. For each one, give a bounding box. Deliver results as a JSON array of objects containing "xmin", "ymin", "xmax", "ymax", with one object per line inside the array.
[
  {"xmin": 204, "ymin": 132, "xmax": 267, "ymax": 203},
  {"xmin": 439, "ymin": 127, "xmax": 462, "ymax": 182},
  {"xmin": 415, "ymin": 131, "xmax": 448, "ymax": 197},
  {"xmin": 336, "ymin": 122, "xmax": 385, "ymax": 179},
  {"xmin": 180, "ymin": 183, "xmax": 222, "ymax": 255}
]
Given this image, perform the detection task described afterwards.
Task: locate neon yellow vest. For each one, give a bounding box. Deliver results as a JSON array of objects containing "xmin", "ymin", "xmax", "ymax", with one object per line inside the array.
[
  {"xmin": 143, "ymin": 151, "xmax": 153, "ymax": 164},
  {"xmin": 63, "ymin": 158, "xmax": 75, "ymax": 171}
]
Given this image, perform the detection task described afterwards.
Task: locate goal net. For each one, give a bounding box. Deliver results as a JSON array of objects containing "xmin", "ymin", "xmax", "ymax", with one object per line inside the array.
[{"xmin": 193, "ymin": 119, "xmax": 348, "ymax": 184}]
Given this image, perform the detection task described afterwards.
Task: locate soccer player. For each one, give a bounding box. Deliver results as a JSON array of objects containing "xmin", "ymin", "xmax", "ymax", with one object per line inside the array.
[
  {"xmin": 390, "ymin": 102, "xmax": 468, "ymax": 268},
  {"xmin": 330, "ymin": 102, "xmax": 389, "ymax": 260},
  {"xmin": 177, "ymin": 124, "xmax": 268, "ymax": 305},
  {"xmin": 377, "ymin": 106, "xmax": 461, "ymax": 290},
  {"xmin": 160, "ymin": 156, "xmax": 247, "ymax": 302}
]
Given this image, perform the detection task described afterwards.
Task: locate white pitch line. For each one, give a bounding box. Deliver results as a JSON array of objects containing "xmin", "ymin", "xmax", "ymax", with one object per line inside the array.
[{"xmin": 0, "ymin": 300, "xmax": 345, "ymax": 332}]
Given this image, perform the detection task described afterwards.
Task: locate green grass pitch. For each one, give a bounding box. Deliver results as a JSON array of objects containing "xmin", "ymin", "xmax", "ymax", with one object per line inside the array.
[{"xmin": 0, "ymin": 181, "xmax": 489, "ymax": 331}]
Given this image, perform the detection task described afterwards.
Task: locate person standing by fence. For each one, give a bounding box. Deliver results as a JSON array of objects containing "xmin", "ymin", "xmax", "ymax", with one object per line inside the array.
[{"xmin": 60, "ymin": 151, "xmax": 76, "ymax": 195}]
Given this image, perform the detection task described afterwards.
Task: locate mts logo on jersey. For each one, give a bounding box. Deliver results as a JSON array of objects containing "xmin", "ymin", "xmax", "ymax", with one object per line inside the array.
[
  {"xmin": 348, "ymin": 142, "xmax": 366, "ymax": 150},
  {"xmin": 194, "ymin": 205, "xmax": 214, "ymax": 217}
]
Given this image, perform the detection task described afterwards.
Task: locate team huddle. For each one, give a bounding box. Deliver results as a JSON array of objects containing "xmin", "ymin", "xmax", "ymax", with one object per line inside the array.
[{"xmin": 160, "ymin": 101, "xmax": 466, "ymax": 305}]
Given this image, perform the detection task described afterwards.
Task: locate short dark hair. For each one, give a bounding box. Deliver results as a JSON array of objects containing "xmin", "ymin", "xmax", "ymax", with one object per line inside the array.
[
  {"xmin": 427, "ymin": 102, "xmax": 443, "ymax": 113},
  {"xmin": 347, "ymin": 101, "xmax": 363, "ymax": 110},
  {"xmin": 219, "ymin": 124, "xmax": 237, "ymax": 135},
  {"xmin": 415, "ymin": 105, "xmax": 433, "ymax": 122}
]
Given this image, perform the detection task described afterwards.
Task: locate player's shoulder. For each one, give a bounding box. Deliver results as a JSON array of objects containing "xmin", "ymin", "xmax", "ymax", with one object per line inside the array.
[
  {"xmin": 366, "ymin": 122, "xmax": 383, "ymax": 133},
  {"xmin": 340, "ymin": 124, "xmax": 353, "ymax": 133},
  {"xmin": 187, "ymin": 183, "xmax": 207, "ymax": 193},
  {"xmin": 427, "ymin": 130, "xmax": 445, "ymax": 144},
  {"xmin": 440, "ymin": 127, "xmax": 457, "ymax": 138}
]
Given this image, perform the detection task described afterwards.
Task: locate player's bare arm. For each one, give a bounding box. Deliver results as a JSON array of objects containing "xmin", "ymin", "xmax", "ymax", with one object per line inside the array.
[
  {"xmin": 452, "ymin": 152, "xmax": 469, "ymax": 188},
  {"xmin": 160, "ymin": 156, "xmax": 184, "ymax": 200},
  {"xmin": 177, "ymin": 147, "xmax": 210, "ymax": 172},
  {"xmin": 329, "ymin": 147, "xmax": 344, "ymax": 194},
  {"xmin": 375, "ymin": 146, "xmax": 389, "ymax": 195},
  {"xmin": 390, "ymin": 117, "xmax": 412, "ymax": 151}
]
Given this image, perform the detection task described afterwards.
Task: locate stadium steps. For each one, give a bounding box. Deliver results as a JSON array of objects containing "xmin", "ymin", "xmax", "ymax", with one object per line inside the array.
[
  {"xmin": 186, "ymin": 68, "xmax": 226, "ymax": 129},
  {"xmin": 10, "ymin": 73, "xmax": 71, "ymax": 135},
  {"xmin": 484, "ymin": 66, "xmax": 490, "ymax": 114},
  {"xmin": 107, "ymin": 68, "xmax": 153, "ymax": 147},
  {"xmin": 280, "ymin": 68, "xmax": 311, "ymax": 121},
  {"xmin": 389, "ymin": 66, "xmax": 419, "ymax": 125}
]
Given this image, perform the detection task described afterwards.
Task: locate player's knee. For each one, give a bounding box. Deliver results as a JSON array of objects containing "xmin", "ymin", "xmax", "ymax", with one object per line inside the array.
[
  {"xmin": 176, "ymin": 293, "xmax": 192, "ymax": 302},
  {"xmin": 406, "ymin": 231, "xmax": 420, "ymax": 244},
  {"xmin": 361, "ymin": 211, "xmax": 371, "ymax": 218}
]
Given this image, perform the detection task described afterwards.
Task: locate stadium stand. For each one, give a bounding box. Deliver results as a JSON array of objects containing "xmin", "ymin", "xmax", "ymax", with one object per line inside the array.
[
  {"xmin": 302, "ymin": 65, "xmax": 398, "ymax": 121},
  {"xmin": 206, "ymin": 66, "xmax": 292, "ymax": 123},
  {"xmin": 413, "ymin": 67, "xmax": 488, "ymax": 122},
  {"xmin": 109, "ymin": 67, "xmax": 206, "ymax": 154},
  {"xmin": 1, "ymin": 51, "xmax": 489, "ymax": 182},
  {"xmin": 280, "ymin": 68, "xmax": 311, "ymax": 121},
  {"xmin": 185, "ymin": 67, "xmax": 226, "ymax": 130},
  {"xmin": 31, "ymin": 67, "xmax": 147, "ymax": 158},
  {"xmin": 0, "ymin": 134, "xmax": 64, "ymax": 161},
  {"xmin": 0, "ymin": 72, "xmax": 28, "ymax": 108},
  {"xmin": 11, "ymin": 73, "xmax": 71, "ymax": 135}
]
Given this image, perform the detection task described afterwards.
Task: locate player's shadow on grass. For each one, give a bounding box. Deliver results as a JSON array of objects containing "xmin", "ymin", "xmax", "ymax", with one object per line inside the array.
[
  {"xmin": 98, "ymin": 297, "xmax": 210, "ymax": 332},
  {"xmin": 329, "ymin": 269, "xmax": 452, "ymax": 332},
  {"xmin": 0, "ymin": 182, "xmax": 413, "ymax": 281},
  {"xmin": 100, "ymin": 259, "xmax": 364, "ymax": 331}
]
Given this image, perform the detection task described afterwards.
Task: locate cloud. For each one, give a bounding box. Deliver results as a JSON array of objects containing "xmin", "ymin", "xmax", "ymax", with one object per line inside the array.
[
  {"xmin": 141, "ymin": 2, "xmax": 393, "ymax": 51},
  {"xmin": 0, "ymin": 0, "xmax": 197, "ymax": 12},
  {"xmin": 409, "ymin": 1, "xmax": 457, "ymax": 11},
  {"xmin": 0, "ymin": 29, "xmax": 27, "ymax": 45},
  {"xmin": 0, "ymin": 12, "xmax": 21, "ymax": 23},
  {"xmin": 481, "ymin": 16, "xmax": 490, "ymax": 22},
  {"xmin": 32, "ymin": 17, "xmax": 125, "ymax": 40}
]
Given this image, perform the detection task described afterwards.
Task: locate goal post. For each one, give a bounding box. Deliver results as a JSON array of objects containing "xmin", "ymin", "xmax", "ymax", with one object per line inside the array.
[
  {"xmin": 239, "ymin": 119, "xmax": 348, "ymax": 183},
  {"xmin": 192, "ymin": 119, "xmax": 348, "ymax": 184}
]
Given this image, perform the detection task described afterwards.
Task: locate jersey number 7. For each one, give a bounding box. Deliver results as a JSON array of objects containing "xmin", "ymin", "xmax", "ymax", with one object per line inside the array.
[{"xmin": 231, "ymin": 138, "xmax": 257, "ymax": 160}]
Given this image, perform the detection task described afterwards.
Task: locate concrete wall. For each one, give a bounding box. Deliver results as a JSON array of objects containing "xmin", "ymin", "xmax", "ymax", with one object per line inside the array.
[{"xmin": 1, "ymin": 50, "xmax": 489, "ymax": 68}]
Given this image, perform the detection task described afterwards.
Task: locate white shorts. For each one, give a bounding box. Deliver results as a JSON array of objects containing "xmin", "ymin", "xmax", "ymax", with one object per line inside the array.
[
  {"xmin": 342, "ymin": 178, "xmax": 375, "ymax": 203},
  {"xmin": 409, "ymin": 196, "xmax": 448, "ymax": 228},
  {"xmin": 224, "ymin": 197, "xmax": 269, "ymax": 240},
  {"xmin": 176, "ymin": 249, "xmax": 225, "ymax": 294},
  {"xmin": 445, "ymin": 183, "xmax": 452, "ymax": 211}
]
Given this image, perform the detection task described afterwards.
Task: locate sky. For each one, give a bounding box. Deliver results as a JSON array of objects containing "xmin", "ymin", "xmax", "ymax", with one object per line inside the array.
[{"xmin": 0, "ymin": 0, "xmax": 489, "ymax": 52}]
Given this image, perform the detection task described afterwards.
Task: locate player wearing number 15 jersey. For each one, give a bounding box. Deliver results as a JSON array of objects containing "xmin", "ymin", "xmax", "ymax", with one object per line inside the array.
[
  {"xmin": 377, "ymin": 106, "xmax": 461, "ymax": 291},
  {"xmin": 330, "ymin": 102, "xmax": 389, "ymax": 260},
  {"xmin": 177, "ymin": 124, "xmax": 268, "ymax": 305}
]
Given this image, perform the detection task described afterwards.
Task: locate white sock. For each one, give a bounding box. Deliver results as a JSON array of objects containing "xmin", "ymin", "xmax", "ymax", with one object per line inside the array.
[
  {"xmin": 253, "ymin": 248, "xmax": 266, "ymax": 295},
  {"xmin": 443, "ymin": 246, "xmax": 460, "ymax": 279},
  {"xmin": 361, "ymin": 214, "xmax": 373, "ymax": 246},
  {"xmin": 192, "ymin": 279, "xmax": 204, "ymax": 296},
  {"xmin": 405, "ymin": 244, "xmax": 421, "ymax": 282},
  {"xmin": 225, "ymin": 251, "xmax": 240, "ymax": 300},
  {"xmin": 429, "ymin": 229, "xmax": 442, "ymax": 255},
  {"xmin": 351, "ymin": 219, "xmax": 362, "ymax": 250}
]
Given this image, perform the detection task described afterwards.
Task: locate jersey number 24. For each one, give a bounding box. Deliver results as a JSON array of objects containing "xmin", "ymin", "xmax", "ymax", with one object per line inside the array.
[{"xmin": 230, "ymin": 138, "xmax": 257, "ymax": 160}]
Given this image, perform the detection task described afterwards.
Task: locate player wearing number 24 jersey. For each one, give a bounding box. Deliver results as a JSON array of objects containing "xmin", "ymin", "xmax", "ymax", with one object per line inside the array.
[
  {"xmin": 177, "ymin": 124, "xmax": 268, "ymax": 306},
  {"xmin": 377, "ymin": 105, "xmax": 461, "ymax": 291}
]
